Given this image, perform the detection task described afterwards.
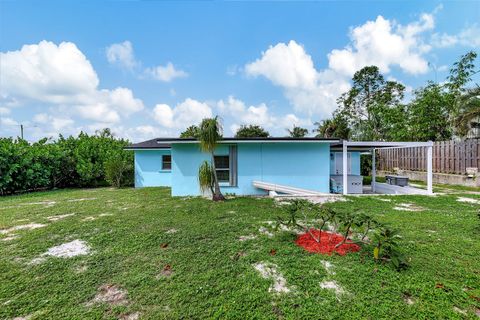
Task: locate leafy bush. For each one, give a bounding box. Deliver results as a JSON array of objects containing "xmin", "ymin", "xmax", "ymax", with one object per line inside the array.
[
  {"xmin": 0, "ymin": 129, "xmax": 132, "ymax": 195},
  {"xmin": 104, "ymin": 151, "xmax": 134, "ymax": 188}
]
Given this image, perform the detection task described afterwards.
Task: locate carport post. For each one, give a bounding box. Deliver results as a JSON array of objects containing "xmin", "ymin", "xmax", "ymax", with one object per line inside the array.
[
  {"xmin": 427, "ymin": 142, "xmax": 433, "ymax": 195},
  {"xmin": 343, "ymin": 141, "xmax": 348, "ymax": 195},
  {"xmin": 372, "ymin": 148, "xmax": 376, "ymax": 193}
]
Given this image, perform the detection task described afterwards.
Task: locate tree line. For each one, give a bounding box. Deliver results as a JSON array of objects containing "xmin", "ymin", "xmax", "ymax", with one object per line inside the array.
[
  {"xmin": 0, "ymin": 129, "xmax": 133, "ymax": 195},
  {"xmin": 180, "ymin": 51, "xmax": 479, "ymax": 142}
]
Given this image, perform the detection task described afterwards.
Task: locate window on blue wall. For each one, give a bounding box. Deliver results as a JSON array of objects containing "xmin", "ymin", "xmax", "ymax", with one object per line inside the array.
[
  {"xmin": 212, "ymin": 145, "xmax": 237, "ymax": 186},
  {"xmin": 162, "ymin": 155, "xmax": 172, "ymax": 170},
  {"xmin": 214, "ymin": 155, "xmax": 230, "ymax": 183}
]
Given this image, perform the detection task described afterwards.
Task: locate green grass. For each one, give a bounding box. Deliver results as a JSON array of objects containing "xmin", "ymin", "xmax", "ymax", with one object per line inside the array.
[{"xmin": 1, "ymin": 187, "xmax": 479, "ymax": 319}]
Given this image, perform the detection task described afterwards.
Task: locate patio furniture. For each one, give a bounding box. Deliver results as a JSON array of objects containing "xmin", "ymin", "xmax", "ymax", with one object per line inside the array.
[{"xmin": 385, "ymin": 175, "xmax": 409, "ymax": 187}]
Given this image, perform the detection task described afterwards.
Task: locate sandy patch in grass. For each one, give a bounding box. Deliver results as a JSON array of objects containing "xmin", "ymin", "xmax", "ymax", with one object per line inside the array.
[
  {"xmin": 67, "ymin": 197, "xmax": 97, "ymax": 202},
  {"xmin": 377, "ymin": 198, "xmax": 392, "ymax": 202},
  {"xmin": 1, "ymin": 235, "xmax": 19, "ymax": 241},
  {"xmin": 319, "ymin": 280, "xmax": 346, "ymax": 300},
  {"xmin": 253, "ymin": 262, "xmax": 291, "ymax": 294},
  {"xmin": 156, "ymin": 264, "xmax": 173, "ymax": 279},
  {"xmin": 166, "ymin": 228, "xmax": 178, "ymax": 234},
  {"xmin": 47, "ymin": 213, "xmax": 75, "ymax": 222},
  {"xmin": 30, "ymin": 240, "xmax": 91, "ymax": 264},
  {"xmin": 87, "ymin": 284, "xmax": 129, "ymax": 307},
  {"xmin": 239, "ymin": 234, "xmax": 257, "ymax": 241},
  {"xmin": 119, "ymin": 312, "xmax": 140, "ymax": 320},
  {"xmin": 99, "ymin": 213, "xmax": 114, "ymax": 217},
  {"xmin": 403, "ymin": 293, "xmax": 415, "ymax": 305},
  {"xmin": 393, "ymin": 203, "xmax": 424, "ymax": 211},
  {"xmin": 320, "ymin": 260, "xmax": 336, "ymax": 275},
  {"xmin": 0, "ymin": 223, "xmax": 46, "ymax": 235},
  {"xmin": 258, "ymin": 227, "xmax": 274, "ymax": 237},
  {"xmin": 457, "ymin": 197, "xmax": 480, "ymax": 204},
  {"xmin": 453, "ymin": 306, "xmax": 467, "ymax": 315},
  {"xmin": 22, "ymin": 200, "xmax": 56, "ymax": 207},
  {"xmin": 12, "ymin": 314, "xmax": 33, "ymax": 320}
]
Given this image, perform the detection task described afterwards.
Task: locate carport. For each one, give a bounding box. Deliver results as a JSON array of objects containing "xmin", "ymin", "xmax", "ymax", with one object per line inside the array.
[{"xmin": 334, "ymin": 141, "xmax": 434, "ymax": 195}]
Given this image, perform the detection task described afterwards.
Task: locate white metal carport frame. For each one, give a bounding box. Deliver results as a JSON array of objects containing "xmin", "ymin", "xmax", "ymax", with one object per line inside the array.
[{"xmin": 341, "ymin": 141, "xmax": 434, "ymax": 195}]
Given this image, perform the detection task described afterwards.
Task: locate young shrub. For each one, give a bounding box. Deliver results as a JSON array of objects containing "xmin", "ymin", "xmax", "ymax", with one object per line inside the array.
[
  {"xmin": 104, "ymin": 151, "xmax": 134, "ymax": 188},
  {"xmin": 372, "ymin": 226, "xmax": 408, "ymax": 270},
  {"xmin": 198, "ymin": 160, "xmax": 214, "ymax": 196}
]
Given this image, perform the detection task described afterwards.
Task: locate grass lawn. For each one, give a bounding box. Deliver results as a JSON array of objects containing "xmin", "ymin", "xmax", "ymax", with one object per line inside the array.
[{"xmin": 1, "ymin": 187, "xmax": 479, "ymax": 319}]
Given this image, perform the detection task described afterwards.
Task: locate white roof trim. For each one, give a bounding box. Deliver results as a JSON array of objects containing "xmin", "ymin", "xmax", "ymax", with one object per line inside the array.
[
  {"xmin": 343, "ymin": 141, "xmax": 433, "ymax": 148},
  {"xmin": 160, "ymin": 140, "xmax": 339, "ymax": 144}
]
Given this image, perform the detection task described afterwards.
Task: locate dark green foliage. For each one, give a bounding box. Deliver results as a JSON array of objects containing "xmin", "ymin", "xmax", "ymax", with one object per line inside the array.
[
  {"xmin": 317, "ymin": 50, "xmax": 478, "ymax": 142},
  {"xmin": 287, "ymin": 126, "xmax": 308, "ymax": 138},
  {"xmin": 179, "ymin": 125, "xmax": 200, "ymax": 138},
  {"xmin": 234, "ymin": 125, "xmax": 270, "ymax": 138},
  {"xmin": 406, "ymin": 82, "xmax": 453, "ymax": 141},
  {"xmin": 372, "ymin": 226, "xmax": 408, "ymax": 270},
  {"xmin": 314, "ymin": 115, "xmax": 350, "ymax": 139},
  {"xmin": 104, "ymin": 150, "xmax": 134, "ymax": 188},
  {"xmin": 0, "ymin": 129, "xmax": 132, "ymax": 195}
]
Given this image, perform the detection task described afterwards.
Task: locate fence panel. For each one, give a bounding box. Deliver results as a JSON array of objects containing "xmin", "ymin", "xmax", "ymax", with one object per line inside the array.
[{"xmin": 378, "ymin": 139, "xmax": 480, "ymax": 174}]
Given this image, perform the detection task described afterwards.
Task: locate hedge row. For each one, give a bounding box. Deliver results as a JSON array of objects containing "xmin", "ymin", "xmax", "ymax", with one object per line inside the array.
[{"xmin": 0, "ymin": 129, "xmax": 133, "ymax": 195}]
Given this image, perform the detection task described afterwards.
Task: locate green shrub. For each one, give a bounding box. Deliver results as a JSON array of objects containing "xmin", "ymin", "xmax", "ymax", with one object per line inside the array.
[{"xmin": 0, "ymin": 129, "xmax": 132, "ymax": 195}]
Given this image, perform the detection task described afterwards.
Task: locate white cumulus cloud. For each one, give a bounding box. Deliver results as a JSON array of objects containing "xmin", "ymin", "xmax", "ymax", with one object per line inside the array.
[
  {"xmin": 431, "ymin": 24, "xmax": 480, "ymax": 48},
  {"xmin": 217, "ymin": 96, "xmax": 311, "ymax": 135},
  {"xmin": 153, "ymin": 98, "xmax": 212, "ymax": 129},
  {"xmin": 245, "ymin": 11, "xmax": 437, "ymax": 118},
  {"xmin": 0, "ymin": 40, "xmax": 144, "ymax": 124},
  {"xmin": 146, "ymin": 62, "xmax": 189, "ymax": 82},
  {"xmin": 106, "ymin": 41, "xmax": 137, "ymax": 70}
]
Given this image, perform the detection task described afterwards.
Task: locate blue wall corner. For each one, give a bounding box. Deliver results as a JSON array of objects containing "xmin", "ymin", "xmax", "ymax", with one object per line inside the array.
[{"xmin": 134, "ymin": 150, "xmax": 172, "ymax": 187}]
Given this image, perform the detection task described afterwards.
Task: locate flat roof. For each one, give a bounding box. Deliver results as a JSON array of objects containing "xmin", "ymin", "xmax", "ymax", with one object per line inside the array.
[{"xmin": 125, "ymin": 137, "xmax": 340, "ymax": 149}]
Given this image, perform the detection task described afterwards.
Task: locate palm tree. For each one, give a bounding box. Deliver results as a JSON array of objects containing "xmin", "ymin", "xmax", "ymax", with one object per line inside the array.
[
  {"xmin": 453, "ymin": 86, "xmax": 480, "ymax": 138},
  {"xmin": 198, "ymin": 117, "xmax": 225, "ymax": 201}
]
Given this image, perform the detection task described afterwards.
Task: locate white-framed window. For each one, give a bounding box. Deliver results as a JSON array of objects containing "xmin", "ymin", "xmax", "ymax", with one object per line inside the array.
[
  {"xmin": 213, "ymin": 145, "xmax": 237, "ymax": 186},
  {"xmin": 214, "ymin": 155, "xmax": 230, "ymax": 183}
]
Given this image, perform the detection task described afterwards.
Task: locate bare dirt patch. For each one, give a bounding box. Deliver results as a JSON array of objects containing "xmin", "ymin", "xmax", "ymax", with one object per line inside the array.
[
  {"xmin": 258, "ymin": 227, "xmax": 274, "ymax": 237},
  {"xmin": 119, "ymin": 312, "xmax": 140, "ymax": 320},
  {"xmin": 22, "ymin": 200, "xmax": 56, "ymax": 207},
  {"xmin": 403, "ymin": 293, "xmax": 415, "ymax": 305},
  {"xmin": 87, "ymin": 284, "xmax": 129, "ymax": 307},
  {"xmin": 0, "ymin": 223, "xmax": 46, "ymax": 235},
  {"xmin": 238, "ymin": 234, "xmax": 257, "ymax": 241},
  {"xmin": 319, "ymin": 280, "xmax": 346, "ymax": 300},
  {"xmin": 253, "ymin": 262, "xmax": 291, "ymax": 294},
  {"xmin": 165, "ymin": 228, "xmax": 178, "ymax": 234},
  {"xmin": 47, "ymin": 213, "xmax": 75, "ymax": 222},
  {"xmin": 393, "ymin": 203, "xmax": 424, "ymax": 211},
  {"xmin": 68, "ymin": 197, "xmax": 97, "ymax": 202},
  {"xmin": 1, "ymin": 235, "xmax": 19, "ymax": 241},
  {"xmin": 156, "ymin": 264, "xmax": 173, "ymax": 279},
  {"xmin": 457, "ymin": 197, "xmax": 480, "ymax": 204},
  {"xmin": 31, "ymin": 240, "xmax": 91, "ymax": 264},
  {"xmin": 320, "ymin": 260, "xmax": 336, "ymax": 275}
]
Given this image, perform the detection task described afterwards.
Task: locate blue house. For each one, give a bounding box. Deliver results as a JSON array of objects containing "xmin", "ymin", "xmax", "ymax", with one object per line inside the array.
[{"xmin": 126, "ymin": 137, "xmax": 369, "ymax": 196}]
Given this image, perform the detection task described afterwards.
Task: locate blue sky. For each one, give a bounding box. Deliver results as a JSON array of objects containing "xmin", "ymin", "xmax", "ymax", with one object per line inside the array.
[{"xmin": 0, "ymin": 0, "xmax": 479, "ymax": 141}]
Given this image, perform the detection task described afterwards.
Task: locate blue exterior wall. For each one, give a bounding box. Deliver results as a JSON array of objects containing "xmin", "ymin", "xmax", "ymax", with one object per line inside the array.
[
  {"xmin": 134, "ymin": 150, "xmax": 172, "ymax": 187},
  {"xmin": 171, "ymin": 142, "xmax": 331, "ymax": 196},
  {"xmin": 329, "ymin": 152, "xmax": 361, "ymax": 175}
]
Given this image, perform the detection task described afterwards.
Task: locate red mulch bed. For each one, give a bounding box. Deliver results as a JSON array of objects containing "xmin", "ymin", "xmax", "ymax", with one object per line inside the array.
[{"xmin": 295, "ymin": 229, "xmax": 361, "ymax": 256}]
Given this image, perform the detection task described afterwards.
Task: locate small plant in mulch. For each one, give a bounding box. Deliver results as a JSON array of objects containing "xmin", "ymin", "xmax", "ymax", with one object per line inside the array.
[{"xmin": 276, "ymin": 199, "xmax": 408, "ymax": 270}]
